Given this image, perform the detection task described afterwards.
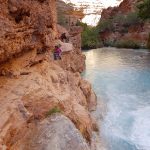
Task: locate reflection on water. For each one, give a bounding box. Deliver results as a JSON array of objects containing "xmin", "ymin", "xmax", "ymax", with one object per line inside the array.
[{"xmin": 83, "ymin": 47, "xmax": 150, "ymax": 150}]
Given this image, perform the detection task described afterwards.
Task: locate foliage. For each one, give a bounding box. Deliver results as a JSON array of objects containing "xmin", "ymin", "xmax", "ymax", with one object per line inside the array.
[
  {"xmin": 97, "ymin": 12, "xmax": 141, "ymax": 33},
  {"xmin": 138, "ymin": 0, "xmax": 150, "ymax": 49},
  {"xmin": 94, "ymin": 0, "xmax": 150, "ymax": 49},
  {"xmin": 138, "ymin": 0, "xmax": 150, "ymax": 20},
  {"xmin": 115, "ymin": 40, "xmax": 140, "ymax": 49},
  {"xmin": 96, "ymin": 11, "xmax": 143, "ymax": 48},
  {"xmin": 103, "ymin": 40, "xmax": 115, "ymax": 47},
  {"xmin": 113, "ymin": 14, "xmax": 126, "ymax": 25},
  {"xmin": 124, "ymin": 12, "xmax": 141, "ymax": 26},
  {"xmin": 147, "ymin": 33, "xmax": 150, "ymax": 49},
  {"xmin": 97, "ymin": 19, "xmax": 113, "ymax": 32},
  {"xmin": 103, "ymin": 39, "xmax": 142, "ymax": 49},
  {"xmin": 78, "ymin": 22, "xmax": 102, "ymax": 49},
  {"xmin": 46, "ymin": 107, "xmax": 61, "ymax": 116}
]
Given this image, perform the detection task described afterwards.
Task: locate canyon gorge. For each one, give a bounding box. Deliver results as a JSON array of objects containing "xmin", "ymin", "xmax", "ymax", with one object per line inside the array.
[{"xmin": 1, "ymin": 0, "xmax": 150, "ymax": 149}]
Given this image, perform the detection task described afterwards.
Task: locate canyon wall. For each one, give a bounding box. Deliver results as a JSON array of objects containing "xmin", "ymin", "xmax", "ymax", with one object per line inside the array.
[
  {"xmin": 99, "ymin": 0, "xmax": 150, "ymax": 48},
  {"xmin": 0, "ymin": 0, "xmax": 97, "ymax": 149},
  {"xmin": 0, "ymin": 0, "xmax": 57, "ymax": 65}
]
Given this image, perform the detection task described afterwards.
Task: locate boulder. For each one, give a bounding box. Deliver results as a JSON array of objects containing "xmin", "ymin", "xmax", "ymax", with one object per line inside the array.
[
  {"xmin": 55, "ymin": 40, "xmax": 73, "ymax": 52},
  {"xmin": 11, "ymin": 114, "xmax": 90, "ymax": 150}
]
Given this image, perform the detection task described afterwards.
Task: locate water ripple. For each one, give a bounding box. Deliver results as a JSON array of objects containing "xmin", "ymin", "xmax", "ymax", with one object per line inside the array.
[{"xmin": 83, "ymin": 48, "xmax": 150, "ymax": 150}]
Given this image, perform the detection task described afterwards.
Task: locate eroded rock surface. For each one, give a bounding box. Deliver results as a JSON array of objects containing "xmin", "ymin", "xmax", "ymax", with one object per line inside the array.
[
  {"xmin": 0, "ymin": 59, "xmax": 97, "ymax": 149},
  {"xmin": 0, "ymin": 0, "xmax": 57, "ymax": 64},
  {"xmin": 11, "ymin": 114, "xmax": 90, "ymax": 150}
]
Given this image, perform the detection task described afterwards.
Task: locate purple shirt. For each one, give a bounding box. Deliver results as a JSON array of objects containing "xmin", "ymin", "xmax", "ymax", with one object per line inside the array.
[{"xmin": 55, "ymin": 48, "xmax": 62, "ymax": 54}]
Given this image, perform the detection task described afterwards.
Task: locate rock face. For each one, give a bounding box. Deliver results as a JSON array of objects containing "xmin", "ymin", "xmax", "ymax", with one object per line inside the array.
[
  {"xmin": 0, "ymin": 0, "xmax": 97, "ymax": 149},
  {"xmin": 11, "ymin": 114, "xmax": 90, "ymax": 150},
  {"xmin": 56, "ymin": 0, "xmax": 84, "ymax": 50},
  {"xmin": 69, "ymin": 26, "xmax": 83, "ymax": 50},
  {"xmin": 99, "ymin": 0, "xmax": 150, "ymax": 48},
  {"xmin": 56, "ymin": 25, "xmax": 85, "ymax": 73},
  {"xmin": 0, "ymin": 58, "xmax": 96, "ymax": 149},
  {"xmin": 100, "ymin": 0, "xmax": 137, "ymax": 20},
  {"xmin": 0, "ymin": 0, "xmax": 57, "ymax": 64}
]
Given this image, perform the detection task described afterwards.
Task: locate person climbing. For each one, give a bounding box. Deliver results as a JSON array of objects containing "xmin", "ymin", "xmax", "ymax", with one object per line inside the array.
[{"xmin": 53, "ymin": 45, "xmax": 62, "ymax": 60}]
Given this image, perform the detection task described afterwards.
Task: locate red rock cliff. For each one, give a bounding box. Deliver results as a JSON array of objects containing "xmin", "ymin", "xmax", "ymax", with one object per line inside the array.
[
  {"xmin": 0, "ymin": 0, "xmax": 57, "ymax": 64},
  {"xmin": 0, "ymin": 0, "xmax": 97, "ymax": 150},
  {"xmin": 100, "ymin": 0, "xmax": 150, "ymax": 48}
]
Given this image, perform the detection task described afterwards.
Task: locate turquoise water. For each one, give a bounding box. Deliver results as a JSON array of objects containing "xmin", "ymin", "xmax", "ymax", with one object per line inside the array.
[{"xmin": 83, "ymin": 48, "xmax": 150, "ymax": 150}]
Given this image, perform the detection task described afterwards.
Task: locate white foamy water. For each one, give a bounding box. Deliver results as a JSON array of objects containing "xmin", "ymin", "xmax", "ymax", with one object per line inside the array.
[
  {"xmin": 83, "ymin": 48, "xmax": 150, "ymax": 150},
  {"xmin": 131, "ymin": 106, "xmax": 150, "ymax": 150}
]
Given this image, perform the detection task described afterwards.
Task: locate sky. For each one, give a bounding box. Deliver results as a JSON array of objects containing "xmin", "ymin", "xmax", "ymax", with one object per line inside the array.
[
  {"xmin": 64, "ymin": 0, "xmax": 121, "ymax": 8},
  {"xmin": 63, "ymin": 0, "xmax": 122, "ymax": 26}
]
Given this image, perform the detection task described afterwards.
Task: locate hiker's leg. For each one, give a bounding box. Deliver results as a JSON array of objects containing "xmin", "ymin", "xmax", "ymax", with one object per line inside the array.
[
  {"xmin": 54, "ymin": 53, "xmax": 57, "ymax": 60},
  {"xmin": 59, "ymin": 53, "xmax": 61, "ymax": 60},
  {"xmin": 56, "ymin": 53, "xmax": 60, "ymax": 60}
]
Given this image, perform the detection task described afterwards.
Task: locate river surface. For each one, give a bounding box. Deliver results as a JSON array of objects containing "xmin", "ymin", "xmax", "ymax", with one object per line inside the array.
[{"xmin": 83, "ymin": 47, "xmax": 150, "ymax": 150}]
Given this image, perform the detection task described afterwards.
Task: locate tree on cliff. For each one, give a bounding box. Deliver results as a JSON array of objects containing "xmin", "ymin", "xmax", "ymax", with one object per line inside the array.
[
  {"xmin": 138, "ymin": 0, "xmax": 150, "ymax": 49},
  {"xmin": 138, "ymin": 0, "xmax": 150, "ymax": 20},
  {"xmin": 78, "ymin": 22, "xmax": 102, "ymax": 49}
]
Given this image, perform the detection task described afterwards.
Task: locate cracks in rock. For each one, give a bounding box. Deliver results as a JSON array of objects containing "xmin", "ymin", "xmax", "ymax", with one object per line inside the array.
[
  {"xmin": 37, "ymin": 0, "xmax": 47, "ymax": 3},
  {"xmin": 29, "ymin": 59, "xmax": 43, "ymax": 67}
]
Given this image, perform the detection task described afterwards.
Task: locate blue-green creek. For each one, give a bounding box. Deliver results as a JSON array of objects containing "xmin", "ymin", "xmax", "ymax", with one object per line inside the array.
[{"xmin": 83, "ymin": 47, "xmax": 150, "ymax": 150}]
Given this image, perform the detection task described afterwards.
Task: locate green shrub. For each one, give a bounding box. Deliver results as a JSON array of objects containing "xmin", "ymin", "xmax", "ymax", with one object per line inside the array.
[
  {"xmin": 138, "ymin": 0, "xmax": 150, "ymax": 20},
  {"xmin": 46, "ymin": 107, "xmax": 61, "ymax": 116},
  {"xmin": 97, "ymin": 11, "xmax": 142, "ymax": 32},
  {"xmin": 103, "ymin": 40, "xmax": 116, "ymax": 47},
  {"xmin": 137, "ymin": 0, "xmax": 150, "ymax": 49},
  {"xmin": 124, "ymin": 12, "xmax": 141, "ymax": 26},
  {"xmin": 147, "ymin": 33, "xmax": 150, "ymax": 49},
  {"xmin": 113, "ymin": 14, "xmax": 126, "ymax": 25},
  {"xmin": 115, "ymin": 40, "xmax": 140, "ymax": 49},
  {"xmin": 97, "ymin": 19, "xmax": 113, "ymax": 32},
  {"xmin": 78, "ymin": 22, "xmax": 102, "ymax": 49}
]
